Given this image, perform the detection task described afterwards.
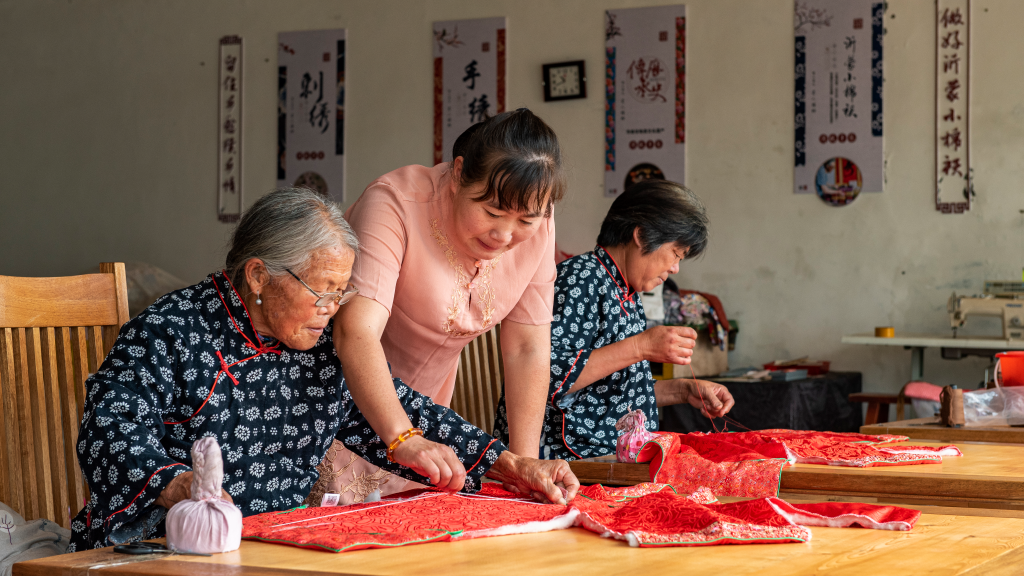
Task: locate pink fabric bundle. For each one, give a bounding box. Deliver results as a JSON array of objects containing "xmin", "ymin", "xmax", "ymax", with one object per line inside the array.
[
  {"xmin": 165, "ymin": 437, "xmax": 242, "ymax": 554},
  {"xmin": 903, "ymin": 381, "xmax": 942, "ymax": 402},
  {"xmin": 615, "ymin": 409, "xmax": 658, "ymax": 462}
]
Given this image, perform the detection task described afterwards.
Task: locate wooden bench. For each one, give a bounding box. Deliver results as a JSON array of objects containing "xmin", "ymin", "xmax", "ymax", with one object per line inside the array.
[{"xmin": 848, "ymin": 392, "xmax": 900, "ymax": 425}]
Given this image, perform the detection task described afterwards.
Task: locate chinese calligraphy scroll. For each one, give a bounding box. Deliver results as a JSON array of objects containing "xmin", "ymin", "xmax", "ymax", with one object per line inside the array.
[
  {"xmin": 218, "ymin": 36, "xmax": 243, "ymax": 222},
  {"xmin": 935, "ymin": 0, "xmax": 971, "ymax": 213},
  {"xmin": 277, "ymin": 29, "xmax": 346, "ymax": 203},
  {"xmin": 794, "ymin": 1, "xmax": 884, "ymax": 206},
  {"xmin": 433, "ymin": 17, "xmax": 506, "ymax": 165},
  {"xmin": 604, "ymin": 5, "xmax": 686, "ymax": 198}
]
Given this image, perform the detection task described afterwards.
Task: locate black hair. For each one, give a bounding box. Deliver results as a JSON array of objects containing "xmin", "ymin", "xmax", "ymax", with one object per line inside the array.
[
  {"xmin": 596, "ymin": 179, "xmax": 709, "ymax": 258},
  {"xmin": 451, "ymin": 108, "xmax": 565, "ymax": 217}
]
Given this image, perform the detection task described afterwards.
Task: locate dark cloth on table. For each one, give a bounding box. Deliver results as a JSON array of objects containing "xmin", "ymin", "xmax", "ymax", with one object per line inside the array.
[
  {"xmin": 494, "ymin": 246, "xmax": 658, "ymax": 460},
  {"xmin": 70, "ymin": 272, "xmax": 506, "ymax": 551},
  {"xmin": 660, "ymin": 372, "xmax": 863, "ymax": 434}
]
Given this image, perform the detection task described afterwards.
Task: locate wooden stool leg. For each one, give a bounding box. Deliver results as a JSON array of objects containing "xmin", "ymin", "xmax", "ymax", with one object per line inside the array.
[
  {"xmin": 864, "ymin": 402, "xmax": 880, "ymax": 426},
  {"xmin": 877, "ymin": 402, "xmax": 891, "ymax": 424}
]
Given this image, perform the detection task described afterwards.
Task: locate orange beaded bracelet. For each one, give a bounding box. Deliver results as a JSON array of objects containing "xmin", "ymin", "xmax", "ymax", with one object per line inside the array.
[{"xmin": 386, "ymin": 428, "xmax": 424, "ymax": 462}]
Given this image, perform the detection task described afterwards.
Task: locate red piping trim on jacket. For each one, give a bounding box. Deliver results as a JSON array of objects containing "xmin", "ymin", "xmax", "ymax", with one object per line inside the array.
[
  {"xmin": 105, "ymin": 462, "xmax": 186, "ymax": 529},
  {"xmin": 550, "ymin": 350, "xmax": 585, "ymax": 460},
  {"xmin": 164, "ymin": 273, "xmax": 281, "ymax": 425},
  {"xmin": 221, "ymin": 271, "xmax": 286, "ymax": 355},
  {"xmin": 467, "ymin": 438, "xmax": 500, "ymax": 473},
  {"xmin": 594, "ymin": 247, "xmax": 634, "ymax": 317}
]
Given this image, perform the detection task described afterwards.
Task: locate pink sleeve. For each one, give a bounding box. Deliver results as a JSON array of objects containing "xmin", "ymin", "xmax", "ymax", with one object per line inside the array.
[
  {"xmin": 504, "ymin": 216, "xmax": 556, "ymax": 325},
  {"xmin": 344, "ymin": 182, "xmax": 407, "ymax": 314}
]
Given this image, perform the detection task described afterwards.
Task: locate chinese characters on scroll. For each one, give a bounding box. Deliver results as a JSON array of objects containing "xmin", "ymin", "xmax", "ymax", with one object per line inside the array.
[
  {"xmin": 277, "ymin": 29, "xmax": 346, "ymax": 203},
  {"xmin": 794, "ymin": 1, "xmax": 884, "ymax": 207},
  {"xmin": 935, "ymin": 0, "xmax": 970, "ymax": 213},
  {"xmin": 218, "ymin": 36, "xmax": 243, "ymax": 222},
  {"xmin": 433, "ymin": 17, "xmax": 506, "ymax": 165},
  {"xmin": 604, "ymin": 5, "xmax": 686, "ymax": 198}
]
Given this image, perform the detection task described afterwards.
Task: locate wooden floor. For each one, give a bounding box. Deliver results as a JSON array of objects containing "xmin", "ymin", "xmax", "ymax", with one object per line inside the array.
[
  {"xmin": 862, "ymin": 417, "xmax": 1024, "ymax": 444},
  {"xmin": 570, "ymin": 439, "xmax": 1024, "ymax": 511},
  {"xmin": 16, "ymin": 514, "xmax": 1024, "ymax": 576}
]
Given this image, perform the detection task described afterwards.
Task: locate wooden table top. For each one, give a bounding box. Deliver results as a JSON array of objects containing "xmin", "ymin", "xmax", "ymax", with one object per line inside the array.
[
  {"xmin": 16, "ymin": 513, "xmax": 1024, "ymax": 576},
  {"xmin": 570, "ymin": 439, "xmax": 1024, "ymax": 511},
  {"xmin": 862, "ymin": 417, "xmax": 1024, "ymax": 444}
]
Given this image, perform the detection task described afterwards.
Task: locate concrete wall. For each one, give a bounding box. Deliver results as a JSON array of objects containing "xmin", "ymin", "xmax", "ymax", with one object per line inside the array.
[{"xmin": 2, "ymin": 0, "xmax": 1022, "ymax": 395}]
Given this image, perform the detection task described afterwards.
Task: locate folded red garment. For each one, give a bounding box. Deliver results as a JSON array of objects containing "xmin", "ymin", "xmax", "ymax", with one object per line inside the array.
[
  {"xmin": 634, "ymin": 430, "xmax": 962, "ymax": 498},
  {"xmin": 242, "ymin": 483, "xmax": 921, "ymax": 553},
  {"xmin": 637, "ymin": 433, "xmax": 788, "ymax": 498}
]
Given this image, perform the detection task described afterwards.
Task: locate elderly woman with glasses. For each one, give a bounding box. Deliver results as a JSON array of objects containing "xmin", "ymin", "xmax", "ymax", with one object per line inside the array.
[{"xmin": 69, "ymin": 188, "xmax": 578, "ymax": 551}]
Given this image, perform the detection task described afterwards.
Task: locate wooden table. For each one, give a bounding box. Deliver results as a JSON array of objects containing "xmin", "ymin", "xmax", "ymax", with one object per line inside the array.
[
  {"xmin": 570, "ymin": 439, "xmax": 1024, "ymax": 511},
  {"xmin": 16, "ymin": 513, "xmax": 1024, "ymax": 576},
  {"xmin": 841, "ymin": 332, "xmax": 1024, "ymax": 380},
  {"xmin": 863, "ymin": 416, "xmax": 1024, "ymax": 444}
]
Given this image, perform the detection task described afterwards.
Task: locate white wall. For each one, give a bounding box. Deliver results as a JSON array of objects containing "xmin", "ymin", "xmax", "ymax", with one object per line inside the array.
[{"xmin": 2, "ymin": 0, "xmax": 1023, "ymax": 395}]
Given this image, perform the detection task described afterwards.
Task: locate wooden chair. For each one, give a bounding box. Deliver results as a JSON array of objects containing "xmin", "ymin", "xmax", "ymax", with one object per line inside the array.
[
  {"xmin": 0, "ymin": 263, "xmax": 129, "ymax": 529},
  {"xmin": 451, "ymin": 325, "xmax": 504, "ymax": 434}
]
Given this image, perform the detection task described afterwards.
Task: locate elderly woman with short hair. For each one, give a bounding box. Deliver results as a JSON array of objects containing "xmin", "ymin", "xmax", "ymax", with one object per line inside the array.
[
  {"xmin": 69, "ymin": 188, "xmax": 578, "ymax": 551},
  {"xmin": 495, "ymin": 179, "xmax": 735, "ymax": 460}
]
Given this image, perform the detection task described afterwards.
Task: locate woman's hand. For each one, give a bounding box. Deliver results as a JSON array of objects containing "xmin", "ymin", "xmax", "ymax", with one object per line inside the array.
[
  {"xmin": 656, "ymin": 378, "xmax": 735, "ymax": 418},
  {"xmin": 155, "ymin": 471, "xmax": 234, "ymax": 509},
  {"xmin": 484, "ymin": 452, "xmax": 580, "ymax": 505},
  {"xmin": 390, "ymin": 435, "xmax": 467, "ymax": 491},
  {"xmin": 636, "ymin": 325, "xmax": 697, "ymax": 365}
]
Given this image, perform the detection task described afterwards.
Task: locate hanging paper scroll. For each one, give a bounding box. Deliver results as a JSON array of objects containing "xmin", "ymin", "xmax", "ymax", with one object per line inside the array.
[
  {"xmin": 218, "ymin": 36, "xmax": 243, "ymax": 222},
  {"xmin": 604, "ymin": 5, "xmax": 686, "ymax": 198},
  {"xmin": 433, "ymin": 17, "xmax": 506, "ymax": 165},
  {"xmin": 277, "ymin": 29, "xmax": 346, "ymax": 203},
  {"xmin": 794, "ymin": 1, "xmax": 884, "ymax": 207},
  {"xmin": 935, "ymin": 0, "xmax": 971, "ymax": 213}
]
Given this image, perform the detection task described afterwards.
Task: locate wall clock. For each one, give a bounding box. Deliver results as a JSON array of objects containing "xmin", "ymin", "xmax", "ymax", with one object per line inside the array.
[{"xmin": 542, "ymin": 60, "xmax": 586, "ymax": 102}]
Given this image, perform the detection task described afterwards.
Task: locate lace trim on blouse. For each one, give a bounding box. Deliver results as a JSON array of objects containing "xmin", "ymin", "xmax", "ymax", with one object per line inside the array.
[{"xmin": 429, "ymin": 218, "xmax": 505, "ymax": 338}]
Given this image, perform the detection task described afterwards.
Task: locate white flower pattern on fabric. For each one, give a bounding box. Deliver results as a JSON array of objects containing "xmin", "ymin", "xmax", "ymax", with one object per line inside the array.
[{"xmin": 494, "ymin": 247, "xmax": 658, "ymax": 461}]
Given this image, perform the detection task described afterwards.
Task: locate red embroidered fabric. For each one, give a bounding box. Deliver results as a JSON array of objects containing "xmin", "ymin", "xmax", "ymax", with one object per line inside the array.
[
  {"xmin": 242, "ymin": 483, "xmax": 921, "ymax": 553},
  {"xmin": 636, "ymin": 433, "xmax": 788, "ymax": 499},
  {"xmin": 634, "ymin": 430, "xmax": 962, "ymax": 498},
  {"xmin": 241, "ymin": 487, "xmax": 576, "ymax": 552},
  {"xmin": 574, "ymin": 484, "xmax": 811, "ymax": 547}
]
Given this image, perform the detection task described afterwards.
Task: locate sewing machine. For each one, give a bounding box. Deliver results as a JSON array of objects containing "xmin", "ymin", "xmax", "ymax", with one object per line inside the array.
[{"xmin": 948, "ymin": 287, "xmax": 1024, "ymax": 340}]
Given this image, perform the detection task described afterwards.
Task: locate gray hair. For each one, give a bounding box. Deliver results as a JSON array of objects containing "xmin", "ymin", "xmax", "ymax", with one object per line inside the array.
[{"xmin": 225, "ymin": 187, "xmax": 359, "ymax": 288}]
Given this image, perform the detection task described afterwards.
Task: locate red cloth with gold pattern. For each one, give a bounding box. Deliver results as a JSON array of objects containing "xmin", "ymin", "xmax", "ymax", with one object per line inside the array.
[
  {"xmin": 635, "ymin": 430, "xmax": 962, "ymax": 498},
  {"xmin": 241, "ymin": 483, "xmax": 921, "ymax": 553}
]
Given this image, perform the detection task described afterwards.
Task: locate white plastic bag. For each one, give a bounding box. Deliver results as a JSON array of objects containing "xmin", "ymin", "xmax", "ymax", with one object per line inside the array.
[{"xmin": 963, "ymin": 387, "xmax": 1024, "ymax": 427}]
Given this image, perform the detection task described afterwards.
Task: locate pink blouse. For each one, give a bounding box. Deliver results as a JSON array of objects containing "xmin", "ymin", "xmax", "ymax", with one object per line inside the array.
[{"xmin": 344, "ymin": 163, "xmax": 555, "ymax": 406}]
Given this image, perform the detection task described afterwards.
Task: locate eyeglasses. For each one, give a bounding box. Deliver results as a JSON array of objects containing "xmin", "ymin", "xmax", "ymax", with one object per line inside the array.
[{"xmin": 286, "ymin": 268, "xmax": 359, "ymax": 307}]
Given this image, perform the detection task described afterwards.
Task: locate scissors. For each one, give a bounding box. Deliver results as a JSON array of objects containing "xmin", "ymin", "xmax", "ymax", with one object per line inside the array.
[{"xmin": 113, "ymin": 542, "xmax": 211, "ymax": 557}]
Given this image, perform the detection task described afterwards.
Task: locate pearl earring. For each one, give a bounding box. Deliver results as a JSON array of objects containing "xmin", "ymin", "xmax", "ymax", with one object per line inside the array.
[{"xmin": 256, "ymin": 293, "xmax": 262, "ymax": 305}]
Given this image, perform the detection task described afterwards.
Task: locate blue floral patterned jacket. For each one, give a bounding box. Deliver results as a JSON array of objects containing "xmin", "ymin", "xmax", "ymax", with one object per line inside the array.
[{"xmin": 495, "ymin": 247, "xmax": 657, "ymax": 460}]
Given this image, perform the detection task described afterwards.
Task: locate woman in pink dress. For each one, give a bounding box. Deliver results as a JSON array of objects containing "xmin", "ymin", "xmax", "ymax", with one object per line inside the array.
[{"xmin": 317, "ymin": 110, "xmax": 567, "ymax": 502}]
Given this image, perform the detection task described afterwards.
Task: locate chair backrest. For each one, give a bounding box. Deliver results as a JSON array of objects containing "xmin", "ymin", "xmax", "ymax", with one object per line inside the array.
[
  {"xmin": 451, "ymin": 325, "xmax": 504, "ymax": 434},
  {"xmin": 0, "ymin": 263, "xmax": 129, "ymax": 529}
]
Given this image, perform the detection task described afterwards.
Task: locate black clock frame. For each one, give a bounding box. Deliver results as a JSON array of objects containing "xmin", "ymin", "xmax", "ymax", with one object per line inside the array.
[{"xmin": 542, "ymin": 60, "xmax": 587, "ymax": 102}]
